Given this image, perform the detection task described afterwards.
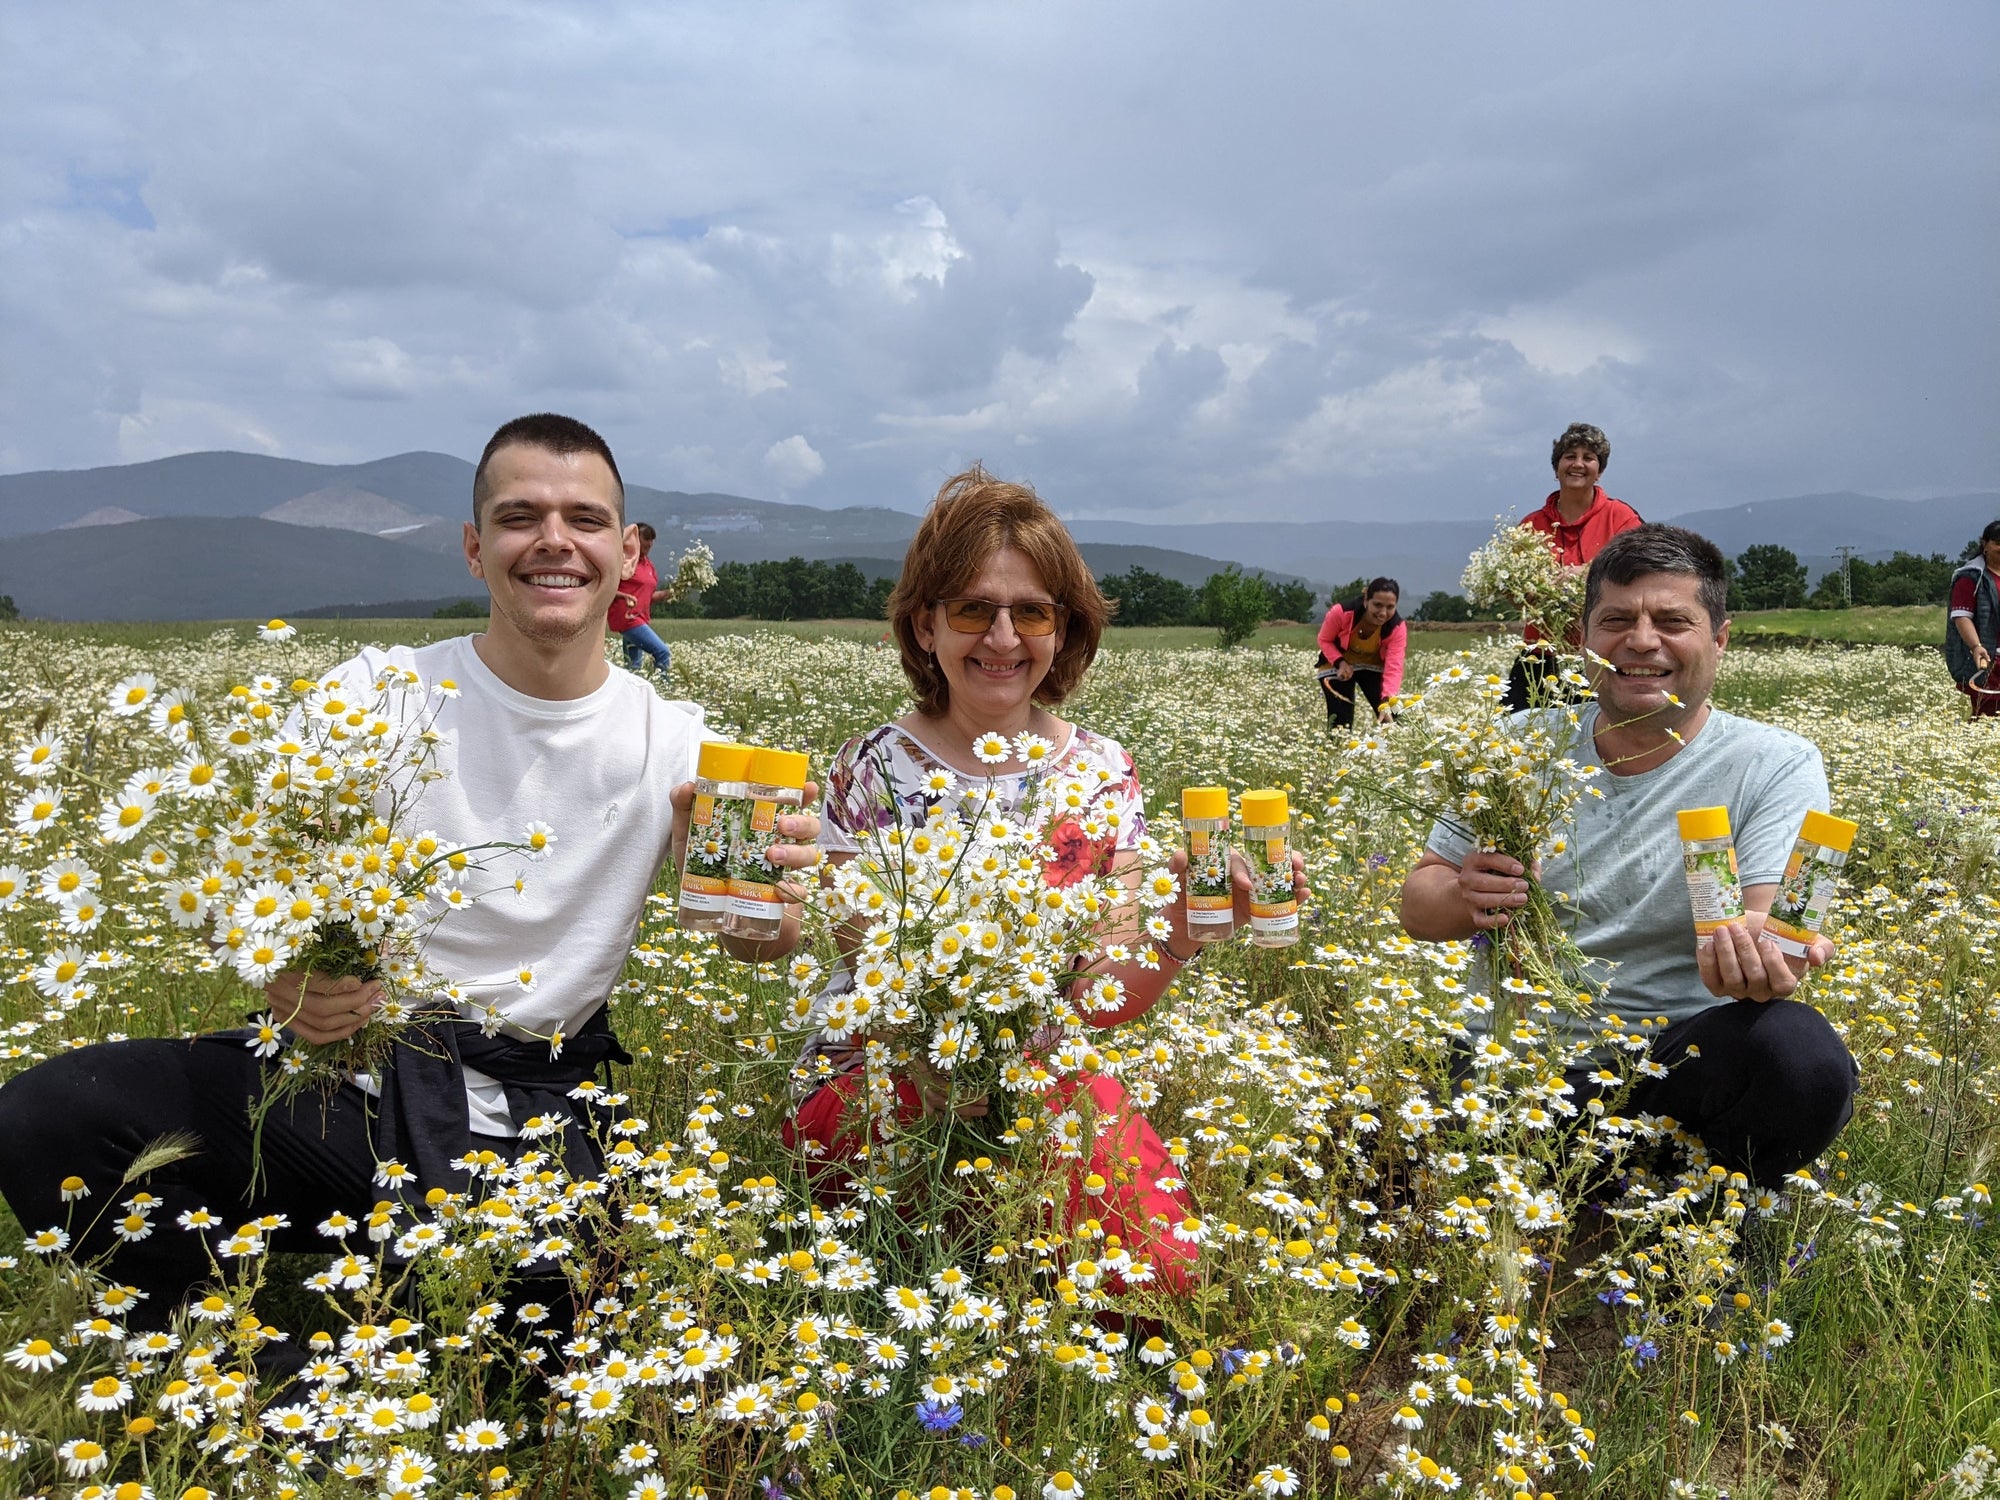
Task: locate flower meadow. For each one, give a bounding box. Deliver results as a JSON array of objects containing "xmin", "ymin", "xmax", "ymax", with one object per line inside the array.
[{"xmin": 0, "ymin": 622, "xmax": 1996, "ymax": 1500}]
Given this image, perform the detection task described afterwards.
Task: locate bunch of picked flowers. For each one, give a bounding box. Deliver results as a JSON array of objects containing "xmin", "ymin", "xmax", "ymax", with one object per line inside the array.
[
  {"xmin": 660, "ymin": 540, "xmax": 718, "ymax": 605},
  {"xmin": 1462, "ymin": 516, "xmax": 1589, "ymax": 654},
  {"xmin": 4, "ymin": 642, "xmax": 546, "ymax": 1096},
  {"xmin": 785, "ymin": 732, "xmax": 1180, "ymax": 1174},
  {"xmin": 1346, "ymin": 653, "xmax": 1600, "ymax": 1014}
]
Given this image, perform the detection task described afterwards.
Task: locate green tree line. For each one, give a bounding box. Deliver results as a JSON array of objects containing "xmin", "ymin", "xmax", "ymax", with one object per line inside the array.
[{"xmin": 1728, "ymin": 542, "xmax": 1976, "ymax": 610}]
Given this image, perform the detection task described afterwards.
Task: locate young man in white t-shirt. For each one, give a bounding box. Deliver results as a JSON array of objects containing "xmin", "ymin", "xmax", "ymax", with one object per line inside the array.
[{"xmin": 0, "ymin": 414, "xmax": 820, "ymax": 1338}]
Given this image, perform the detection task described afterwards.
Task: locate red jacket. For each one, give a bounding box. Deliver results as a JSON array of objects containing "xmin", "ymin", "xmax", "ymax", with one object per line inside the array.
[
  {"xmin": 1519, "ymin": 487, "xmax": 1642, "ymax": 641},
  {"xmin": 1521, "ymin": 487, "xmax": 1642, "ymax": 565},
  {"xmin": 1317, "ymin": 602, "xmax": 1406, "ymax": 699}
]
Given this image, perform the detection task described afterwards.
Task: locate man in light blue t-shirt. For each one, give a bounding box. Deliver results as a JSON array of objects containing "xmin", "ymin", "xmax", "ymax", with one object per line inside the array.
[{"xmin": 1401, "ymin": 524, "xmax": 1857, "ymax": 1186}]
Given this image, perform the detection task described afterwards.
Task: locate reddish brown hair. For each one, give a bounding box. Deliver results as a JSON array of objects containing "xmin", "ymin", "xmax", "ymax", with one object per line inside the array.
[{"xmin": 890, "ymin": 466, "xmax": 1111, "ymax": 717}]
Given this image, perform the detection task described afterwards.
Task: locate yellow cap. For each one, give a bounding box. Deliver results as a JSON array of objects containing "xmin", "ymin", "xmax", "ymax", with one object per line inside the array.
[
  {"xmin": 1799, "ymin": 809, "xmax": 1858, "ymax": 852},
  {"xmin": 1676, "ymin": 806, "xmax": 1732, "ymax": 842},
  {"xmin": 1181, "ymin": 786, "xmax": 1229, "ymax": 821},
  {"xmin": 1239, "ymin": 789, "xmax": 1289, "ymax": 826},
  {"xmin": 696, "ymin": 741, "xmax": 755, "ymax": 781},
  {"xmin": 748, "ymin": 746, "xmax": 811, "ymax": 789}
]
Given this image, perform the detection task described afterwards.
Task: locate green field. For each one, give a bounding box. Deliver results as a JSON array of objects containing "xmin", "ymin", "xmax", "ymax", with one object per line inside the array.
[
  {"xmin": 0, "ymin": 618, "xmax": 1991, "ymax": 1497},
  {"xmin": 6, "ymin": 605, "xmax": 1948, "ymax": 654}
]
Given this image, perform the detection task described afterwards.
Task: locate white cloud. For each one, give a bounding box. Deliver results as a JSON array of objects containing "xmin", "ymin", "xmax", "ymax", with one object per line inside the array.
[
  {"xmin": 763, "ymin": 434, "xmax": 825, "ymax": 490},
  {"xmin": 0, "ymin": 1, "xmax": 1992, "ymax": 516}
]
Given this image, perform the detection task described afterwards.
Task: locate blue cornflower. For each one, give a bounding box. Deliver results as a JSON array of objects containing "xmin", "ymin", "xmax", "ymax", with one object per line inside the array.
[
  {"xmin": 916, "ymin": 1399, "xmax": 963, "ymax": 1433},
  {"xmin": 1219, "ymin": 1347, "xmax": 1248, "ymax": 1374},
  {"xmin": 959, "ymin": 1431, "xmax": 990, "ymax": 1449},
  {"xmin": 758, "ymin": 1478, "xmax": 786, "ymax": 1500},
  {"xmin": 1621, "ymin": 1333, "xmax": 1660, "ymax": 1367}
]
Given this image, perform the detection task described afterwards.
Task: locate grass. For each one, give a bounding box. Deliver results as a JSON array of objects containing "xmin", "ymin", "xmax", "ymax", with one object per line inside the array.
[
  {"xmin": 6, "ymin": 607, "xmax": 1948, "ymax": 653},
  {"xmin": 1727, "ymin": 604, "xmax": 1945, "ymax": 647}
]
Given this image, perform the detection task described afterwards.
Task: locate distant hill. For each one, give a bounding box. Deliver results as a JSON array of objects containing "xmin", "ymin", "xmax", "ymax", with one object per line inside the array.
[
  {"xmin": 0, "ymin": 449, "xmax": 1990, "ymax": 618},
  {"xmin": 0, "ymin": 518, "xmax": 479, "ymax": 621},
  {"xmin": 1068, "ymin": 491, "xmax": 2000, "ymax": 596}
]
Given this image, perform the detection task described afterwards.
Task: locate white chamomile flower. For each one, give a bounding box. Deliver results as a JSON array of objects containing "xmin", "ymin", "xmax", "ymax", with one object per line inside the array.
[
  {"xmin": 972, "ymin": 732, "xmax": 1010, "ymax": 765},
  {"xmin": 109, "ymin": 672, "xmax": 158, "ymax": 716},
  {"xmin": 260, "ymin": 619, "xmax": 297, "ymax": 642}
]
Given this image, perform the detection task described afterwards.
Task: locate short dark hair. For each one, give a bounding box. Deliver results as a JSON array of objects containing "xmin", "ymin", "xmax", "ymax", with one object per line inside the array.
[
  {"xmin": 1364, "ymin": 576, "xmax": 1400, "ymax": 600},
  {"xmin": 1982, "ymin": 519, "xmax": 2000, "ymax": 547},
  {"xmin": 1551, "ymin": 422, "xmax": 1610, "ymax": 474},
  {"xmin": 889, "ymin": 466, "xmax": 1110, "ymax": 717},
  {"xmin": 472, "ymin": 413, "xmax": 624, "ymax": 523},
  {"xmin": 635, "ymin": 522, "xmax": 657, "ymax": 544},
  {"xmin": 1584, "ymin": 523, "xmax": 1730, "ymax": 630}
]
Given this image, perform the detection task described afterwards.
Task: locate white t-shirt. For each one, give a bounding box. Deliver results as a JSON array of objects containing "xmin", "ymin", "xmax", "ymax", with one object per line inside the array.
[{"xmin": 331, "ymin": 636, "xmax": 707, "ymax": 1133}]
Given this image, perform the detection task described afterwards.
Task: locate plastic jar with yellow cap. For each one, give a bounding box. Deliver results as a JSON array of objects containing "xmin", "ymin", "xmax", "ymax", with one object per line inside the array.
[
  {"xmin": 1764, "ymin": 810, "xmax": 1859, "ymax": 957},
  {"xmin": 677, "ymin": 741, "xmax": 755, "ymax": 933},
  {"xmin": 1239, "ymin": 788, "xmax": 1298, "ymax": 948},
  {"xmin": 1180, "ymin": 786, "xmax": 1235, "ymax": 944},
  {"xmin": 1676, "ymin": 805, "xmax": 1743, "ymax": 937},
  {"xmin": 723, "ymin": 747, "xmax": 811, "ymax": 942}
]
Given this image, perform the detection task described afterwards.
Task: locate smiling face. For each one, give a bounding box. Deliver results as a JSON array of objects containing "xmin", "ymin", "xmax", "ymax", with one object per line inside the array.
[
  {"xmin": 463, "ymin": 443, "xmax": 636, "ymax": 652},
  {"xmin": 911, "ymin": 546, "xmax": 1064, "ymax": 736},
  {"xmin": 1361, "ymin": 589, "xmax": 1398, "ymax": 628},
  {"xmin": 1584, "ymin": 570, "xmax": 1728, "ymax": 727},
  {"xmin": 1555, "ymin": 444, "xmax": 1602, "ymax": 495}
]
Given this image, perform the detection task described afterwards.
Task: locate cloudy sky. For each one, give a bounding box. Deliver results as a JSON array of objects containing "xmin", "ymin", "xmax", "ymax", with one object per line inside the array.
[{"xmin": 3, "ymin": 2, "xmax": 1994, "ymax": 521}]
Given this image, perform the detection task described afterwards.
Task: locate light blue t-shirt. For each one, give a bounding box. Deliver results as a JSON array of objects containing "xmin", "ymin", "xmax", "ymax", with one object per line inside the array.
[{"xmin": 1425, "ymin": 705, "xmax": 1829, "ymax": 1050}]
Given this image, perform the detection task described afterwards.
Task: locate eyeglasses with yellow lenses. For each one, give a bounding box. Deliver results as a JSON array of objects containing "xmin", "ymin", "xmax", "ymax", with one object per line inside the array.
[{"xmin": 935, "ymin": 597, "xmax": 1068, "ymax": 637}]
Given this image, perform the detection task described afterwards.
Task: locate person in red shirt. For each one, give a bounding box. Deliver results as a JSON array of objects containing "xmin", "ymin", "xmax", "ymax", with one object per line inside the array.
[
  {"xmin": 1946, "ymin": 520, "xmax": 2000, "ymax": 717},
  {"xmin": 1503, "ymin": 422, "xmax": 1643, "ymax": 710},
  {"xmin": 608, "ymin": 522, "xmax": 674, "ymax": 676}
]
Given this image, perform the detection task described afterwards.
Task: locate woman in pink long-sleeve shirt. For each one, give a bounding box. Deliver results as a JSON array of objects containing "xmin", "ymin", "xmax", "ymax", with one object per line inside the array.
[{"xmin": 1316, "ymin": 577, "xmax": 1405, "ymax": 733}]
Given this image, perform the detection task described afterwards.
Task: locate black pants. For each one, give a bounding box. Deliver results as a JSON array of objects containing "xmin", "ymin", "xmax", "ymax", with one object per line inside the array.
[
  {"xmin": 1321, "ymin": 661, "xmax": 1385, "ymax": 730},
  {"xmin": 0, "ymin": 1038, "xmax": 547, "ymax": 1335},
  {"xmin": 1504, "ymin": 645, "xmax": 1603, "ymax": 713},
  {"xmin": 1591, "ymin": 999, "xmax": 1858, "ymax": 1187}
]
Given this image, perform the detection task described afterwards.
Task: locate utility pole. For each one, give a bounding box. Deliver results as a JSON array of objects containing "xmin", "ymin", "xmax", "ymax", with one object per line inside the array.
[{"xmin": 1835, "ymin": 546, "xmax": 1858, "ymax": 607}]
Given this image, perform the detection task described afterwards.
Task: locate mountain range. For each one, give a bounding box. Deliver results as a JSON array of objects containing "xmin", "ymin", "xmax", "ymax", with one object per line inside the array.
[{"xmin": 0, "ymin": 449, "xmax": 1992, "ymax": 621}]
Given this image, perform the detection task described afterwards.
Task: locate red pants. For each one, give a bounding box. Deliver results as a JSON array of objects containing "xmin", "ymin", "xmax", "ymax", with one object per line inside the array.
[{"xmin": 784, "ymin": 1068, "xmax": 1200, "ymax": 1295}]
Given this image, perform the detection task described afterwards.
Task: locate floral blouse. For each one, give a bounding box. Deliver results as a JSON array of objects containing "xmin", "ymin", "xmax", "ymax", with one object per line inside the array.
[{"xmin": 820, "ymin": 721, "xmax": 1148, "ymax": 887}]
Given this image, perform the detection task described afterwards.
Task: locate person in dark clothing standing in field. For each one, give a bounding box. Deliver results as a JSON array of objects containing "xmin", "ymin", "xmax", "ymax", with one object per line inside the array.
[
  {"xmin": 1316, "ymin": 577, "xmax": 1406, "ymax": 733},
  {"xmin": 1503, "ymin": 422, "xmax": 1644, "ymax": 711},
  {"xmin": 1946, "ymin": 520, "xmax": 2000, "ymax": 718}
]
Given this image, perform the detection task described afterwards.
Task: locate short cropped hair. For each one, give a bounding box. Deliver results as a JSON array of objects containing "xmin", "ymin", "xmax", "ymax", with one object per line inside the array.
[
  {"xmin": 1584, "ymin": 523, "xmax": 1730, "ymax": 631},
  {"xmin": 472, "ymin": 413, "xmax": 624, "ymax": 523},
  {"xmin": 889, "ymin": 466, "xmax": 1110, "ymax": 718},
  {"xmin": 635, "ymin": 522, "xmax": 657, "ymax": 544},
  {"xmin": 1982, "ymin": 519, "xmax": 2000, "ymax": 547},
  {"xmin": 1551, "ymin": 422, "xmax": 1611, "ymax": 474}
]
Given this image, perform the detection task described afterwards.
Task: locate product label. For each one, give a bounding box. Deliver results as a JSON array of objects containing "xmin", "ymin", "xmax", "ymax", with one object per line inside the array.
[
  {"xmin": 726, "ymin": 797, "xmax": 783, "ymax": 909},
  {"xmin": 1245, "ymin": 829, "xmax": 1297, "ymax": 935},
  {"xmin": 1765, "ymin": 839, "xmax": 1841, "ymax": 955},
  {"xmin": 679, "ymin": 794, "xmax": 737, "ymax": 915},
  {"xmin": 1683, "ymin": 845, "xmax": 1744, "ymax": 935},
  {"xmin": 1185, "ymin": 829, "xmax": 1234, "ymax": 928}
]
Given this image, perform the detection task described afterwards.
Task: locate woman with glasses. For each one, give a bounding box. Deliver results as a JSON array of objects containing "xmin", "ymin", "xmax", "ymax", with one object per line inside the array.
[{"xmin": 784, "ymin": 466, "xmax": 1302, "ymax": 1294}]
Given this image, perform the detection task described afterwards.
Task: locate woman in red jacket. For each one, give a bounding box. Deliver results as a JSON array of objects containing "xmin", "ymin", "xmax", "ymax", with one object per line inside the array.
[{"xmin": 1316, "ymin": 577, "xmax": 1405, "ymax": 734}]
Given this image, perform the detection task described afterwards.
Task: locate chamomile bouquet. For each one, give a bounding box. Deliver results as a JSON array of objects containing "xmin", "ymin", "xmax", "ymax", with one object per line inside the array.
[
  {"xmin": 782, "ymin": 730, "xmax": 1180, "ymax": 1177},
  {"xmin": 4, "ymin": 630, "xmax": 548, "ymax": 1097}
]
